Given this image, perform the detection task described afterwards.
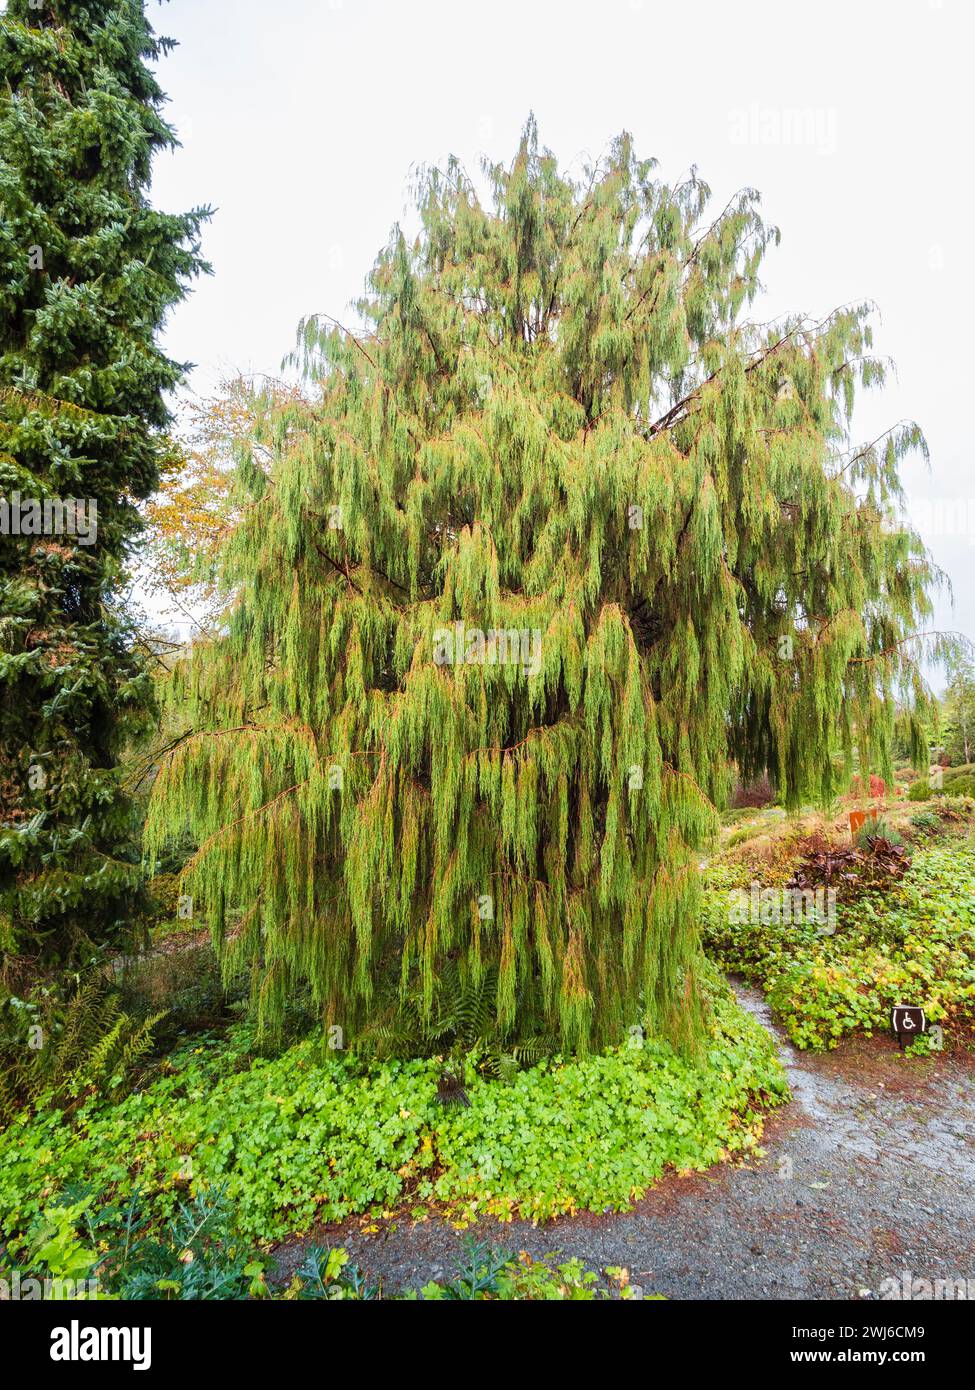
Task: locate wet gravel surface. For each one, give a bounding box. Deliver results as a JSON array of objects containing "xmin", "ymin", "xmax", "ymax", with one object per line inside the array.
[{"xmin": 272, "ymin": 981, "xmax": 975, "ymax": 1298}]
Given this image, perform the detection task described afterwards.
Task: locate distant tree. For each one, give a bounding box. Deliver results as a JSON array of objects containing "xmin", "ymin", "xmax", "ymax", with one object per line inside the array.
[
  {"xmin": 942, "ymin": 657, "xmax": 975, "ymax": 765},
  {"xmin": 141, "ymin": 376, "xmax": 302, "ymax": 638},
  {"xmin": 0, "ymin": 0, "xmax": 209, "ymax": 966},
  {"xmin": 147, "ymin": 122, "xmax": 936, "ymax": 1050}
]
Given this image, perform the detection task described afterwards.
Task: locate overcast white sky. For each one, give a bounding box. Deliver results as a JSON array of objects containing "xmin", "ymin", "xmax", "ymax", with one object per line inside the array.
[{"xmin": 145, "ymin": 0, "xmax": 973, "ymax": 670}]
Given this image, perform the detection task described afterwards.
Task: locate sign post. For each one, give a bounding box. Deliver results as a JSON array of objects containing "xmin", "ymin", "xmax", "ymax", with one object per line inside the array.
[{"xmin": 891, "ymin": 1004, "xmax": 926, "ymax": 1050}]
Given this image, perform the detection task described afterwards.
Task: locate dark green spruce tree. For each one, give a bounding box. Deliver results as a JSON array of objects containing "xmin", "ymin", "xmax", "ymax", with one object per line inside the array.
[{"xmin": 0, "ymin": 0, "xmax": 208, "ymax": 966}]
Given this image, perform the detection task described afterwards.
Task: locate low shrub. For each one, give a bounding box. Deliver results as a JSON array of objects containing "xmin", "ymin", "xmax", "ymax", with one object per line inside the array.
[
  {"xmin": 782, "ymin": 832, "xmax": 910, "ymax": 904},
  {"xmin": 941, "ymin": 775, "xmax": 975, "ymax": 798},
  {"xmin": 726, "ymin": 827, "xmax": 759, "ymax": 848},
  {"xmin": 909, "ymin": 810, "xmax": 942, "ymax": 838},
  {"xmin": 730, "ymin": 774, "xmax": 776, "ymax": 809},
  {"xmin": 909, "ymin": 776, "xmax": 975, "ymax": 802},
  {"xmin": 854, "ymin": 816, "xmax": 905, "ymax": 850}
]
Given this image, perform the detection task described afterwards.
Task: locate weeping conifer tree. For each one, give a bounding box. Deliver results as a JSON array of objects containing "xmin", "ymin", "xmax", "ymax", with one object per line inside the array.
[{"xmin": 147, "ymin": 121, "xmax": 938, "ymax": 1051}]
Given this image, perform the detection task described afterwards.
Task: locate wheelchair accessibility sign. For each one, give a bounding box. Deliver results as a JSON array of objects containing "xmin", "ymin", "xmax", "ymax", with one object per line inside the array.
[{"xmin": 891, "ymin": 1004, "xmax": 926, "ymax": 1048}]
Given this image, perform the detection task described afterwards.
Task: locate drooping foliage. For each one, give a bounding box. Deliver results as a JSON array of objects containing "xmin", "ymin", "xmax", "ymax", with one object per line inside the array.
[
  {"xmin": 0, "ymin": 1, "xmax": 209, "ymax": 963},
  {"xmin": 147, "ymin": 120, "xmax": 937, "ymax": 1050}
]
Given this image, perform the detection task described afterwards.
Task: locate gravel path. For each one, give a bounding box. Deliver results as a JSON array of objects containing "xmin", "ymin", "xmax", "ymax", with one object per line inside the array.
[{"xmin": 272, "ymin": 981, "xmax": 975, "ymax": 1298}]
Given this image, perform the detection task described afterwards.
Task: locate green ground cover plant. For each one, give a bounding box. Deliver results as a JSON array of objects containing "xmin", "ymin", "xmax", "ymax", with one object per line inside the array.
[
  {"xmin": 0, "ymin": 975, "xmax": 785, "ymax": 1246},
  {"xmin": 702, "ymin": 837, "xmax": 975, "ymax": 1049}
]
